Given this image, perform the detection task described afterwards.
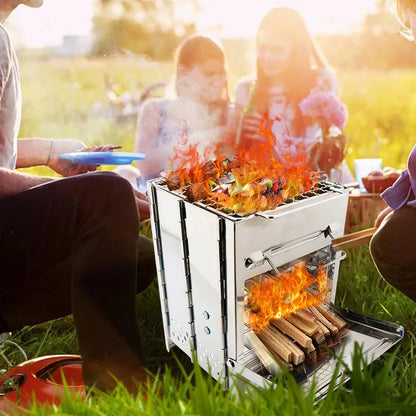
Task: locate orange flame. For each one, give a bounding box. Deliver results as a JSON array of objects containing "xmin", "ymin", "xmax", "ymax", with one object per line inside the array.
[
  {"xmin": 165, "ymin": 116, "xmax": 319, "ymax": 215},
  {"xmin": 246, "ymin": 263, "xmax": 328, "ymax": 332}
]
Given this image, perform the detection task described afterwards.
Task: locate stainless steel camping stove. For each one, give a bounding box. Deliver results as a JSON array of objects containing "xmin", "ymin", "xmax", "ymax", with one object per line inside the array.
[{"xmin": 148, "ymin": 178, "xmax": 403, "ymax": 397}]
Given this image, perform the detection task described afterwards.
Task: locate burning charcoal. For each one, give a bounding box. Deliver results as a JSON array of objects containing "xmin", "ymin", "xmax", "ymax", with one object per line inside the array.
[{"xmin": 184, "ymin": 183, "xmax": 208, "ymax": 202}]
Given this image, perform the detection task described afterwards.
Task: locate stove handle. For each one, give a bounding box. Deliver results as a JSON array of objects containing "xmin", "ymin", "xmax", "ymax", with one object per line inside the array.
[{"xmin": 245, "ymin": 226, "xmax": 333, "ymax": 274}]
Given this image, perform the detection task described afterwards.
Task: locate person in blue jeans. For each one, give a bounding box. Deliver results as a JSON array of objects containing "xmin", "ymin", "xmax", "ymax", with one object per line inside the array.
[
  {"xmin": 370, "ymin": 0, "xmax": 416, "ymax": 302},
  {"xmin": 0, "ymin": 1, "xmax": 155, "ymax": 393}
]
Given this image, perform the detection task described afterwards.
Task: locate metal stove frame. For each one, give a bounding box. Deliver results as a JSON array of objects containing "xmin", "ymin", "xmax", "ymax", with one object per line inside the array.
[{"xmin": 148, "ymin": 178, "xmax": 403, "ymax": 396}]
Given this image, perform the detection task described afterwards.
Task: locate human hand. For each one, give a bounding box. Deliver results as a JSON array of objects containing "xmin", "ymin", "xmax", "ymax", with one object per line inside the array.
[
  {"xmin": 240, "ymin": 114, "xmax": 268, "ymax": 143},
  {"xmin": 47, "ymin": 139, "xmax": 95, "ymax": 177},
  {"xmin": 134, "ymin": 189, "xmax": 150, "ymax": 221},
  {"xmin": 374, "ymin": 206, "xmax": 394, "ymax": 228}
]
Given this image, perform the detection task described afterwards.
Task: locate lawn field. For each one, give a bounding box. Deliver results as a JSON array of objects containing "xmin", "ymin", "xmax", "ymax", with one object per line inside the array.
[{"xmin": 4, "ymin": 56, "xmax": 416, "ymax": 415}]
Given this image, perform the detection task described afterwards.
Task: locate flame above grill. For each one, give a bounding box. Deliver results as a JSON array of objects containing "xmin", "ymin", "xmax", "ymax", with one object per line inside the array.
[{"xmin": 163, "ymin": 119, "xmax": 319, "ymax": 216}]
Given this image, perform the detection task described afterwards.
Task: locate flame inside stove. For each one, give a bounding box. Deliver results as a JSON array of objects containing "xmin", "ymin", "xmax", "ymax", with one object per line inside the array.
[
  {"xmin": 246, "ymin": 263, "xmax": 328, "ymax": 332},
  {"xmin": 164, "ymin": 117, "xmax": 319, "ymax": 216}
]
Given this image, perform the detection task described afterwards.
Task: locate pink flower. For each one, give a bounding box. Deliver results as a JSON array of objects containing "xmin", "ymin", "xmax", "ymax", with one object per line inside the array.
[{"xmin": 299, "ymin": 91, "xmax": 348, "ymax": 133}]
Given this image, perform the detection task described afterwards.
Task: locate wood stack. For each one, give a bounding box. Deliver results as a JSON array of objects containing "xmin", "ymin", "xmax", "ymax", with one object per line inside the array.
[{"xmin": 250, "ymin": 304, "xmax": 348, "ymax": 372}]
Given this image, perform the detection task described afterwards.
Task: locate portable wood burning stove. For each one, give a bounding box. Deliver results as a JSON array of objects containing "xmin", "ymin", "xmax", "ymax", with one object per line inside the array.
[{"xmin": 148, "ymin": 177, "xmax": 403, "ymax": 397}]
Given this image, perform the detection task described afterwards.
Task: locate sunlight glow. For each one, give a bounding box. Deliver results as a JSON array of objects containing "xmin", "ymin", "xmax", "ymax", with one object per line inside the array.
[{"xmin": 6, "ymin": 0, "xmax": 378, "ymax": 48}]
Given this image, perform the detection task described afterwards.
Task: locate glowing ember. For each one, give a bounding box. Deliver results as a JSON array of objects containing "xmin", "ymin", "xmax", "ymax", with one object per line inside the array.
[
  {"xmin": 246, "ymin": 263, "xmax": 328, "ymax": 332},
  {"xmin": 164, "ymin": 116, "xmax": 319, "ymax": 216}
]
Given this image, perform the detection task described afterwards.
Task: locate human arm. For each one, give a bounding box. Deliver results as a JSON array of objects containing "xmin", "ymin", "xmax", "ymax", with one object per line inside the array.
[
  {"xmin": 373, "ymin": 170, "xmax": 414, "ymax": 231},
  {"xmin": 135, "ymin": 100, "xmax": 171, "ymax": 179},
  {"xmin": 17, "ymin": 138, "xmax": 97, "ymax": 177},
  {"xmin": 0, "ymin": 167, "xmax": 55, "ymax": 199},
  {"xmin": 374, "ymin": 206, "xmax": 394, "ymax": 228},
  {"xmin": 235, "ymin": 80, "xmax": 266, "ymax": 144},
  {"xmin": 133, "ymin": 189, "xmax": 150, "ymax": 220}
]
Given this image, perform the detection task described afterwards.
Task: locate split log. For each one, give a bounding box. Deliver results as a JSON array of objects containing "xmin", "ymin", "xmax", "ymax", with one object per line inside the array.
[
  {"xmin": 311, "ymin": 328, "xmax": 326, "ymax": 344},
  {"xmin": 246, "ymin": 330, "xmax": 281, "ymax": 375},
  {"xmin": 295, "ymin": 309, "xmax": 319, "ymax": 325},
  {"xmin": 257, "ymin": 328, "xmax": 291, "ymax": 363},
  {"xmin": 308, "ymin": 307, "xmax": 339, "ymax": 335},
  {"xmin": 316, "ymin": 305, "xmax": 347, "ymax": 329},
  {"xmin": 315, "ymin": 320, "xmax": 331, "ymax": 338},
  {"xmin": 286, "ymin": 314, "xmax": 319, "ymax": 337},
  {"xmin": 259, "ymin": 325, "xmax": 305, "ymax": 365},
  {"xmin": 270, "ymin": 318, "xmax": 313, "ymax": 349}
]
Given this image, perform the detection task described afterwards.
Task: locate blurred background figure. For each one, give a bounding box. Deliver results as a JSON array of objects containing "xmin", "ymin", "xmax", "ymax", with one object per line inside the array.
[
  {"xmin": 234, "ymin": 7, "xmax": 353, "ymax": 182},
  {"xmin": 124, "ymin": 35, "xmax": 234, "ymax": 191}
]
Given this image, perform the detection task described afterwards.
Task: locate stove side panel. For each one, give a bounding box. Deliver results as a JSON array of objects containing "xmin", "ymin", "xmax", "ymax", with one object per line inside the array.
[
  {"xmin": 150, "ymin": 186, "xmax": 194, "ymax": 357},
  {"xmin": 185, "ymin": 202, "xmax": 230, "ymax": 380}
]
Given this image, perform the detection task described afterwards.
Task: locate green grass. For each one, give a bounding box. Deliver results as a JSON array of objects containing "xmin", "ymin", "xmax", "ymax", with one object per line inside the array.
[{"xmin": 3, "ymin": 57, "xmax": 416, "ymax": 414}]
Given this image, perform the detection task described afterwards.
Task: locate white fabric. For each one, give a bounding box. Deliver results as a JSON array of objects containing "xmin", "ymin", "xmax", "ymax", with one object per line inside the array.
[{"xmin": 0, "ymin": 24, "xmax": 21, "ymax": 169}]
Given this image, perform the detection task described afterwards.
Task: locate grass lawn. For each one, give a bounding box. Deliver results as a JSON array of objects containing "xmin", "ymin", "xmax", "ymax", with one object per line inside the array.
[{"xmin": 2, "ymin": 56, "xmax": 416, "ymax": 414}]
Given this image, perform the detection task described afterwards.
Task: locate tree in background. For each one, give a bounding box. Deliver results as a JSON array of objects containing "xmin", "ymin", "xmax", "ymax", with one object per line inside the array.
[
  {"xmin": 92, "ymin": 0, "xmax": 198, "ymax": 59},
  {"xmin": 318, "ymin": 0, "xmax": 416, "ymax": 70}
]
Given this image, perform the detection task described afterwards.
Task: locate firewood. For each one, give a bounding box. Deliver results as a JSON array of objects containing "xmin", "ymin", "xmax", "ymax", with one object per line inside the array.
[
  {"xmin": 339, "ymin": 327, "xmax": 349, "ymax": 339},
  {"xmin": 267, "ymin": 326, "xmax": 305, "ymax": 365},
  {"xmin": 271, "ymin": 318, "xmax": 313, "ymax": 349},
  {"xmin": 304, "ymin": 348, "xmax": 317, "ymax": 364},
  {"xmin": 308, "ymin": 307, "xmax": 339, "ymax": 335},
  {"xmin": 305, "ymin": 343, "xmax": 316, "ymax": 354},
  {"xmin": 316, "ymin": 305, "xmax": 347, "ymax": 329},
  {"xmin": 257, "ymin": 328, "xmax": 292, "ymax": 363},
  {"xmin": 311, "ymin": 328, "xmax": 326, "ymax": 344},
  {"xmin": 286, "ymin": 315, "xmax": 318, "ymax": 337},
  {"xmin": 254, "ymin": 334, "xmax": 294, "ymax": 371},
  {"xmin": 315, "ymin": 320, "xmax": 331, "ymax": 338},
  {"xmin": 295, "ymin": 309, "xmax": 319, "ymax": 325},
  {"xmin": 246, "ymin": 330, "xmax": 281, "ymax": 375},
  {"xmin": 259, "ymin": 325, "xmax": 305, "ymax": 365}
]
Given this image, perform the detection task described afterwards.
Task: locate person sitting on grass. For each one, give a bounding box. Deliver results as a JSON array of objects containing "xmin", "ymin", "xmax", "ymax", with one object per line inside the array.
[
  {"xmin": 0, "ymin": 0, "xmax": 156, "ymax": 393},
  {"xmin": 370, "ymin": 0, "xmax": 416, "ymax": 302},
  {"xmin": 132, "ymin": 35, "xmax": 234, "ymax": 191},
  {"xmin": 234, "ymin": 7, "xmax": 353, "ymax": 182}
]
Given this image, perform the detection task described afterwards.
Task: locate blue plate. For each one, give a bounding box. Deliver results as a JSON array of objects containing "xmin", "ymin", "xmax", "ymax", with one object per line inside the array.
[{"xmin": 59, "ymin": 152, "xmax": 146, "ymax": 165}]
